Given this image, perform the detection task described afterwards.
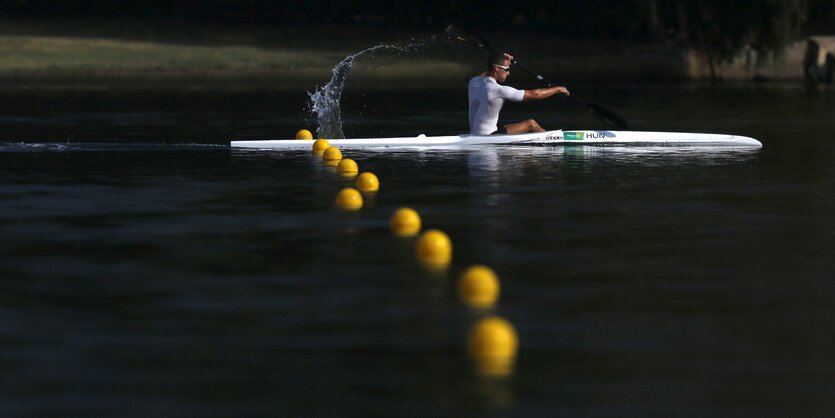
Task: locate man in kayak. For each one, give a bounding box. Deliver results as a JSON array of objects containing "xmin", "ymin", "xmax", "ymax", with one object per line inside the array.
[{"xmin": 469, "ymin": 53, "xmax": 570, "ymax": 135}]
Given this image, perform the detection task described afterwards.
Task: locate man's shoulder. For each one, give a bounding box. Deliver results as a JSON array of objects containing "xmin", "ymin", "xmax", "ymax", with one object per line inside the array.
[{"xmin": 468, "ymin": 76, "xmax": 497, "ymax": 87}]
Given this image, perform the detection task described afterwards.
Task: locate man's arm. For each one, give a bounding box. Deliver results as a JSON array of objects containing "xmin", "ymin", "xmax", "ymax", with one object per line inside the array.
[{"xmin": 523, "ymin": 86, "xmax": 569, "ymax": 101}]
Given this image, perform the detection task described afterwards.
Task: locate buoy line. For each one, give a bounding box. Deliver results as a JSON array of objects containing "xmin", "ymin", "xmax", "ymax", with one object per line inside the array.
[{"xmin": 298, "ymin": 127, "xmax": 519, "ymax": 378}]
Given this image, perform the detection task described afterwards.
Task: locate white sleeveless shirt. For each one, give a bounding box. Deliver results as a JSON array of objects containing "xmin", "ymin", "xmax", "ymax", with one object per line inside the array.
[{"xmin": 468, "ymin": 76, "xmax": 525, "ymax": 135}]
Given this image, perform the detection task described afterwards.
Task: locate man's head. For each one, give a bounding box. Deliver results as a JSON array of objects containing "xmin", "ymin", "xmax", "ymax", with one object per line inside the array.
[{"xmin": 486, "ymin": 53, "xmax": 511, "ymax": 82}]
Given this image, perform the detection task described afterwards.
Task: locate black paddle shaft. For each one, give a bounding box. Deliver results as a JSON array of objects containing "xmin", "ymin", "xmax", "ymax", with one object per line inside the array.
[{"xmin": 445, "ymin": 25, "xmax": 628, "ymax": 130}]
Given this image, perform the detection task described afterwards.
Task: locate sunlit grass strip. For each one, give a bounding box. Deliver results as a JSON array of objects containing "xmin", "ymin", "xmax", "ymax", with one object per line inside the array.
[
  {"xmin": 0, "ymin": 35, "xmax": 342, "ymax": 72},
  {"xmin": 0, "ymin": 35, "xmax": 469, "ymax": 81}
]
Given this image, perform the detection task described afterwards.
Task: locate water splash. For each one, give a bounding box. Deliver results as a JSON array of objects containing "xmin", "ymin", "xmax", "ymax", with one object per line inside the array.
[{"xmin": 308, "ymin": 36, "xmax": 438, "ymax": 139}]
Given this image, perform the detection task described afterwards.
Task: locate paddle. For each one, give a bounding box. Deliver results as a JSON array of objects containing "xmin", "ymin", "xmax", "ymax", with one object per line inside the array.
[{"xmin": 446, "ymin": 24, "xmax": 629, "ymax": 130}]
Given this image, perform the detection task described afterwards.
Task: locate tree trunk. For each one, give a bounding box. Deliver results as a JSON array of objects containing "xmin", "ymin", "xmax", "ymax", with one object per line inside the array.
[
  {"xmin": 675, "ymin": 0, "xmax": 689, "ymax": 42},
  {"xmin": 635, "ymin": 0, "xmax": 665, "ymax": 42}
]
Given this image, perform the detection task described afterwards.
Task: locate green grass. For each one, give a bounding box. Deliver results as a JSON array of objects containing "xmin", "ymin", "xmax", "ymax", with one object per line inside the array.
[
  {"xmin": 0, "ymin": 18, "xmax": 710, "ymax": 89},
  {"xmin": 0, "ymin": 19, "xmax": 479, "ymax": 89},
  {"xmin": 0, "ymin": 35, "xmax": 343, "ymax": 72}
]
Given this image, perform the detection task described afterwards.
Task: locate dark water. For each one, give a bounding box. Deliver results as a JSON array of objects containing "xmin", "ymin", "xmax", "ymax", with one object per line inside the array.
[{"xmin": 1, "ymin": 83, "xmax": 834, "ymax": 417}]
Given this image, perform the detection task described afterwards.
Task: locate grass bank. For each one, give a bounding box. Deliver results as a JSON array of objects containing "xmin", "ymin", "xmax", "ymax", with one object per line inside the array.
[
  {"xmin": 4, "ymin": 18, "xmax": 794, "ymax": 90},
  {"xmin": 0, "ymin": 19, "xmax": 479, "ymax": 90}
]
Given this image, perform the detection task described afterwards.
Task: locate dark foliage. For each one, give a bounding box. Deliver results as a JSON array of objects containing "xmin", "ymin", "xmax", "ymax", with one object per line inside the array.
[{"xmin": 1, "ymin": 0, "xmax": 833, "ymax": 56}]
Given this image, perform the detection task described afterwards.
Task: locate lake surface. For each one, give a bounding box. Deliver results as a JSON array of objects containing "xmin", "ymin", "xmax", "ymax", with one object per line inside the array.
[{"xmin": 1, "ymin": 82, "xmax": 833, "ymax": 417}]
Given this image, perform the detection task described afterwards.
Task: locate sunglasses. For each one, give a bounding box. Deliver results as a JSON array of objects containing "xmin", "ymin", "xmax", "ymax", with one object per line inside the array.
[{"xmin": 494, "ymin": 64, "xmax": 510, "ymax": 72}]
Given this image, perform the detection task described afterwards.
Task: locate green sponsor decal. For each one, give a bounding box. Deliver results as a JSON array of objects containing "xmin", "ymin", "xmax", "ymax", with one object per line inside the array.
[{"xmin": 564, "ymin": 131, "xmax": 584, "ymax": 141}]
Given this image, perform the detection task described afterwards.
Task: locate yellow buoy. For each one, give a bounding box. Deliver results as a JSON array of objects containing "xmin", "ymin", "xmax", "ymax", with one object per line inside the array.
[
  {"xmin": 468, "ymin": 316, "xmax": 518, "ymax": 360},
  {"xmin": 416, "ymin": 229, "xmax": 452, "ymax": 266},
  {"xmin": 322, "ymin": 146, "xmax": 342, "ymax": 162},
  {"xmin": 336, "ymin": 158, "xmax": 359, "ymax": 175},
  {"xmin": 295, "ymin": 129, "xmax": 313, "ymax": 140},
  {"xmin": 355, "ymin": 172, "xmax": 379, "ymax": 193},
  {"xmin": 390, "ymin": 207, "xmax": 421, "ymax": 237},
  {"xmin": 312, "ymin": 138, "xmax": 330, "ymax": 156},
  {"xmin": 458, "ymin": 265, "xmax": 500, "ymax": 308},
  {"xmin": 472, "ymin": 354, "xmax": 515, "ymax": 378},
  {"xmin": 335, "ymin": 187, "xmax": 363, "ymax": 211}
]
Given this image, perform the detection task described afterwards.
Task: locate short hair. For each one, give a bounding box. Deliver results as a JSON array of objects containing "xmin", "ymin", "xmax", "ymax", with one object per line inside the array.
[{"xmin": 486, "ymin": 53, "xmax": 507, "ymax": 70}]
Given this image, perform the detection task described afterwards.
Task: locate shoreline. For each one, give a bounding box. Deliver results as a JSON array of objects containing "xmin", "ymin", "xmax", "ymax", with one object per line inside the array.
[{"xmin": 0, "ymin": 19, "xmax": 819, "ymax": 90}]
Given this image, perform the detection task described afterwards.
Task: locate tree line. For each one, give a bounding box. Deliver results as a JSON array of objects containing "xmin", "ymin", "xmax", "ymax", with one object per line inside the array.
[{"xmin": 2, "ymin": 0, "xmax": 834, "ymax": 60}]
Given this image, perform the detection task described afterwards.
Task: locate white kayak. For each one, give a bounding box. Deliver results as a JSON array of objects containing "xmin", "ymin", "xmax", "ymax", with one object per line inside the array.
[{"xmin": 230, "ymin": 130, "xmax": 762, "ymax": 150}]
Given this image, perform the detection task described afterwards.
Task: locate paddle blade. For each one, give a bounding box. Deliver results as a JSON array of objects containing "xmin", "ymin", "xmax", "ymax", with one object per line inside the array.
[
  {"xmin": 588, "ymin": 103, "xmax": 628, "ymax": 129},
  {"xmin": 445, "ymin": 25, "xmax": 495, "ymax": 52}
]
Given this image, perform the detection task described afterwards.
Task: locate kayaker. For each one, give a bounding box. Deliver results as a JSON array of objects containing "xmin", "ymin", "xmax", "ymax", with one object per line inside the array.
[{"xmin": 469, "ymin": 53, "xmax": 570, "ymax": 135}]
